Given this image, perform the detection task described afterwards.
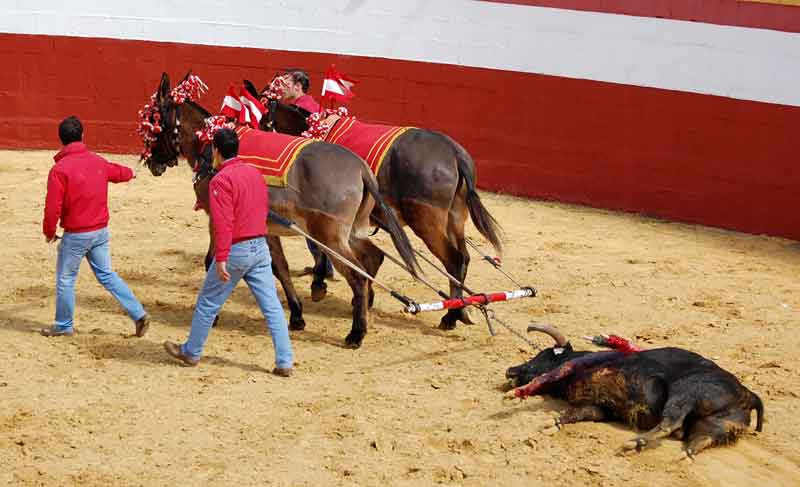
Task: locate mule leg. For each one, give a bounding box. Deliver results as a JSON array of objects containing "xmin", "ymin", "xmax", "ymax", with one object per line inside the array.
[
  {"xmin": 266, "ymin": 236, "xmax": 306, "ymax": 331},
  {"xmin": 444, "ymin": 183, "xmax": 474, "ymax": 325},
  {"xmin": 349, "ymin": 237, "xmax": 384, "ymax": 309},
  {"xmin": 402, "ymin": 200, "xmax": 469, "ymax": 330},
  {"xmin": 304, "ymin": 214, "xmax": 371, "ymax": 347},
  {"xmin": 328, "ymin": 244, "xmax": 370, "ymax": 348}
]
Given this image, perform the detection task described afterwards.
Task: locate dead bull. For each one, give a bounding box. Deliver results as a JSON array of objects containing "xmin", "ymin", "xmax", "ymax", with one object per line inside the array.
[{"xmin": 505, "ymin": 325, "xmax": 764, "ymax": 459}]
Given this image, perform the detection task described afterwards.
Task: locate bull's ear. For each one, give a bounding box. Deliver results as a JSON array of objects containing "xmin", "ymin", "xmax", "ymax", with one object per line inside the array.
[
  {"xmin": 181, "ymin": 70, "xmax": 192, "ymax": 82},
  {"xmin": 157, "ymin": 72, "xmax": 171, "ymax": 101}
]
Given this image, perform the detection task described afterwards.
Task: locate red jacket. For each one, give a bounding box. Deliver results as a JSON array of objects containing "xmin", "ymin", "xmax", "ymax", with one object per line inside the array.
[
  {"xmin": 43, "ymin": 142, "xmax": 134, "ymax": 239},
  {"xmin": 292, "ymin": 94, "xmax": 321, "ymax": 114},
  {"xmin": 209, "ymin": 158, "xmax": 268, "ymax": 262}
]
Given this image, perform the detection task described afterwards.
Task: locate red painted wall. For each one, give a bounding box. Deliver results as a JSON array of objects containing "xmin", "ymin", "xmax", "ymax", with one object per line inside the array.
[
  {"xmin": 0, "ymin": 33, "xmax": 798, "ymax": 240},
  {"xmin": 486, "ymin": 0, "xmax": 800, "ymax": 32}
]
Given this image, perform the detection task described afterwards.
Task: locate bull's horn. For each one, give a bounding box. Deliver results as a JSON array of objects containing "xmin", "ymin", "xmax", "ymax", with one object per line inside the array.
[{"xmin": 527, "ymin": 323, "xmax": 568, "ymax": 347}]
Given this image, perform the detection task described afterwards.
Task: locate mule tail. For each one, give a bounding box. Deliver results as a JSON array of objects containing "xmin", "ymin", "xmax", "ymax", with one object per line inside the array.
[
  {"xmin": 447, "ymin": 136, "xmax": 504, "ymax": 257},
  {"xmin": 750, "ymin": 391, "xmax": 764, "ymax": 432},
  {"xmin": 360, "ymin": 166, "xmax": 421, "ymax": 278}
]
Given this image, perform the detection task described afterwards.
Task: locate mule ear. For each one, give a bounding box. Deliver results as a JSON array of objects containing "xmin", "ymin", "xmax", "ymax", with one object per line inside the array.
[
  {"xmin": 157, "ymin": 72, "xmax": 171, "ymax": 101},
  {"xmin": 243, "ymin": 79, "xmax": 259, "ymax": 98}
]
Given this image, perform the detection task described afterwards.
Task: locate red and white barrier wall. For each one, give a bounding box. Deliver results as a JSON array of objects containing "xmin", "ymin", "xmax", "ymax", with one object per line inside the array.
[{"xmin": 1, "ymin": 1, "xmax": 798, "ymax": 239}]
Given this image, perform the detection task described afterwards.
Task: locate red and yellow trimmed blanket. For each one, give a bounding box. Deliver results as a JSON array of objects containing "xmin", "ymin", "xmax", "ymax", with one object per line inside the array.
[
  {"xmin": 235, "ymin": 126, "xmax": 318, "ymax": 187},
  {"xmin": 325, "ymin": 117, "xmax": 411, "ymax": 174}
]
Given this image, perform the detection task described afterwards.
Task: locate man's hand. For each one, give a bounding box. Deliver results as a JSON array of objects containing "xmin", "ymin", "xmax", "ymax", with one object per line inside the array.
[
  {"xmin": 45, "ymin": 234, "xmax": 59, "ymax": 243},
  {"xmin": 131, "ymin": 168, "xmax": 137, "ymax": 179},
  {"xmin": 216, "ymin": 261, "xmax": 231, "ymax": 282}
]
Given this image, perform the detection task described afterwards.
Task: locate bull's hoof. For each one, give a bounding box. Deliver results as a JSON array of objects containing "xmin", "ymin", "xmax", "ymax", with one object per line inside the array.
[
  {"xmin": 211, "ymin": 315, "xmax": 220, "ymax": 328},
  {"xmin": 620, "ymin": 437, "xmax": 647, "ymax": 455},
  {"xmin": 459, "ymin": 307, "xmax": 476, "ymax": 325},
  {"xmin": 368, "ymin": 288, "xmax": 375, "ymax": 308},
  {"xmin": 344, "ymin": 331, "xmax": 364, "ymax": 349},
  {"xmin": 289, "ymin": 316, "xmax": 306, "ymax": 331},
  {"xmin": 311, "ymin": 282, "xmax": 327, "ymax": 302}
]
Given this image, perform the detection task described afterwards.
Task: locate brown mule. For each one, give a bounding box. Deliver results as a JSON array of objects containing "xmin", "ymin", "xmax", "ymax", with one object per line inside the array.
[
  {"xmin": 142, "ymin": 72, "xmax": 419, "ymax": 348},
  {"xmin": 253, "ymin": 79, "xmax": 503, "ymax": 329}
]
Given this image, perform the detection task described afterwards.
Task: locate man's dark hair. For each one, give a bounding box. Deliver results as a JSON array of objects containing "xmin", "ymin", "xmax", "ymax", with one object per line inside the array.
[
  {"xmin": 213, "ymin": 128, "xmax": 239, "ymax": 160},
  {"xmin": 58, "ymin": 116, "xmax": 83, "ymax": 145},
  {"xmin": 284, "ymin": 69, "xmax": 310, "ymax": 93}
]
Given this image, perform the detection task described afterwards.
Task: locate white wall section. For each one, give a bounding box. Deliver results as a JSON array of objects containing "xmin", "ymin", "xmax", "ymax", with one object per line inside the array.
[{"xmin": 2, "ymin": 0, "xmax": 799, "ymax": 106}]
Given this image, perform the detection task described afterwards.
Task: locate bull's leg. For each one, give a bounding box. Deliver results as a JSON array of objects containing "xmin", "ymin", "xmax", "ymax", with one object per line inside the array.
[
  {"xmin": 266, "ymin": 236, "xmax": 306, "ymax": 331},
  {"xmin": 402, "ymin": 200, "xmax": 468, "ymax": 330},
  {"xmin": 561, "ymin": 405, "xmax": 607, "ymax": 425},
  {"xmin": 622, "ymin": 393, "xmax": 696, "ymax": 454},
  {"xmin": 680, "ymin": 409, "xmax": 750, "ymax": 460},
  {"xmin": 350, "ymin": 237, "xmax": 384, "ymax": 309}
]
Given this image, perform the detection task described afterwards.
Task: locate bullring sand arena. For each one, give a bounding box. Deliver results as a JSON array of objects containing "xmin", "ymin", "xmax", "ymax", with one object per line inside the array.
[
  {"xmin": 2, "ymin": 151, "xmax": 799, "ymax": 486},
  {"xmin": 2, "ymin": 1, "xmax": 800, "ymax": 486}
]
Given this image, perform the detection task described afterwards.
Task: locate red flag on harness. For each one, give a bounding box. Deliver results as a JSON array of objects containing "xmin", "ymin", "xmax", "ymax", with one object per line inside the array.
[
  {"xmin": 219, "ymin": 84, "xmax": 265, "ymax": 128},
  {"xmin": 238, "ymin": 87, "xmax": 265, "ymax": 128},
  {"xmin": 220, "ymin": 84, "xmax": 242, "ymax": 120},
  {"xmin": 321, "ymin": 64, "xmax": 357, "ymax": 104}
]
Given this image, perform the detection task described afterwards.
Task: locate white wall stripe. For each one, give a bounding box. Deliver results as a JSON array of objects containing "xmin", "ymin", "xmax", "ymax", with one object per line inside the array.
[{"xmin": 2, "ymin": 1, "xmax": 799, "ymax": 106}]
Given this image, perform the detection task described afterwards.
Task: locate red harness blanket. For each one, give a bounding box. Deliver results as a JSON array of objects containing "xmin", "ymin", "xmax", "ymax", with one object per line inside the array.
[
  {"xmin": 325, "ymin": 117, "xmax": 411, "ymax": 174},
  {"xmin": 235, "ymin": 126, "xmax": 318, "ymax": 187}
]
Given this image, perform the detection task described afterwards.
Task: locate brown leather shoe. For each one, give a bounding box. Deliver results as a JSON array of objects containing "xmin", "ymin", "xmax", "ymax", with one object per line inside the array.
[
  {"xmin": 163, "ymin": 341, "xmax": 199, "ymax": 366},
  {"xmin": 272, "ymin": 367, "xmax": 293, "ymax": 377},
  {"xmin": 134, "ymin": 314, "xmax": 151, "ymax": 338},
  {"xmin": 41, "ymin": 326, "xmax": 75, "ymax": 337}
]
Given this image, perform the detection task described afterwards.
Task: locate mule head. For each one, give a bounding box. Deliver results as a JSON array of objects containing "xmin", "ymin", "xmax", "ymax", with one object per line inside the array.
[
  {"xmin": 257, "ymin": 77, "xmax": 310, "ymax": 135},
  {"xmin": 142, "ymin": 71, "xmax": 207, "ymax": 176},
  {"xmin": 505, "ymin": 324, "xmax": 584, "ymax": 387}
]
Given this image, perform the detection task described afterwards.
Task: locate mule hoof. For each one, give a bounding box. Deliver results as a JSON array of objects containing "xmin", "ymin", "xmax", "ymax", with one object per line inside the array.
[
  {"xmin": 344, "ymin": 332, "xmax": 364, "ymax": 349},
  {"xmin": 439, "ymin": 316, "xmax": 458, "ymax": 330},
  {"xmin": 459, "ymin": 307, "xmax": 476, "ymax": 325},
  {"xmin": 311, "ymin": 282, "xmax": 327, "ymax": 302},
  {"xmin": 289, "ymin": 317, "xmax": 306, "ymax": 331}
]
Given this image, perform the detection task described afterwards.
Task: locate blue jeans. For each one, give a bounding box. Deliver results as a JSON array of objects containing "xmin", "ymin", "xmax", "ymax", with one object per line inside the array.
[
  {"xmin": 306, "ymin": 239, "xmax": 333, "ymax": 274},
  {"xmin": 181, "ymin": 238, "xmax": 293, "ymax": 368},
  {"xmin": 54, "ymin": 227, "xmax": 146, "ymax": 331}
]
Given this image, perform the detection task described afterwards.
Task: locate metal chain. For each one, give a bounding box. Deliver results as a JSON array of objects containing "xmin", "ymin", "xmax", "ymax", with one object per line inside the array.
[{"xmin": 480, "ymin": 306, "xmax": 539, "ymax": 349}]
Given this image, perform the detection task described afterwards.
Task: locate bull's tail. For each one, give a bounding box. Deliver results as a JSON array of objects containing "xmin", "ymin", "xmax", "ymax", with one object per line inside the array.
[
  {"xmin": 750, "ymin": 392, "xmax": 764, "ymax": 432},
  {"xmin": 360, "ymin": 166, "xmax": 420, "ymax": 278},
  {"xmin": 450, "ymin": 138, "xmax": 504, "ymax": 257}
]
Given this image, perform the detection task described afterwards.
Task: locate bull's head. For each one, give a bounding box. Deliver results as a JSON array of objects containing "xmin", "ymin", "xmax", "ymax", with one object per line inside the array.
[{"xmin": 505, "ymin": 324, "xmax": 587, "ymax": 388}]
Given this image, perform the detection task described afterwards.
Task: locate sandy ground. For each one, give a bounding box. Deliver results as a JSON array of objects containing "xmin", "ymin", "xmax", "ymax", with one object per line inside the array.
[{"xmin": 0, "ymin": 149, "xmax": 798, "ymax": 487}]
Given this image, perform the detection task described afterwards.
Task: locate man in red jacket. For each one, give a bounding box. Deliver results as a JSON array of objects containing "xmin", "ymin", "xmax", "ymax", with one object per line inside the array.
[
  {"xmin": 281, "ymin": 69, "xmax": 321, "ymax": 114},
  {"xmin": 42, "ymin": 116, "xmax": 149, "ymax": 337},
  {"xmin": 163, "ymin": 128, "xmax": 294, "ymax": 376}
]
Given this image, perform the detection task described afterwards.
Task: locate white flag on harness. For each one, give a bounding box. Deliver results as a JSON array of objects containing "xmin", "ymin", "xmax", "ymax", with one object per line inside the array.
[{"xmin": 321, "ymin": 64, "xmax": 357, "ymax": 104}]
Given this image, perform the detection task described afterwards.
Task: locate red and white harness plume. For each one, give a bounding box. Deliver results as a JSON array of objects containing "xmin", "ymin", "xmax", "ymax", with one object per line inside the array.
[
  {"xmin": 221, "ymin": 84, "xmax": 265, "ymax": 128},
  {"xmin": 137, "ymin": 75, "xmax": 208, "ymax": 160}
]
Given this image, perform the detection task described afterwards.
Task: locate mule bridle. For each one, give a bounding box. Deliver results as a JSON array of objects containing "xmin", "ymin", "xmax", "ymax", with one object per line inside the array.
[{"xmin": 263, "ymin": 98, "xmax": 278, "ymax": 132}]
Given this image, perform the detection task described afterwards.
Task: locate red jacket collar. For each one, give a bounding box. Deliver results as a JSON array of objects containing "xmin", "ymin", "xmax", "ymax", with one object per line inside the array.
[
  {"xmin": 218, "ymin": 157, "xmax": 243, "ymax": 171},
  {"xmin": 54, "ymin": 142, "xmax": 88, "ymax": 162}
]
